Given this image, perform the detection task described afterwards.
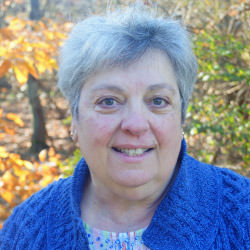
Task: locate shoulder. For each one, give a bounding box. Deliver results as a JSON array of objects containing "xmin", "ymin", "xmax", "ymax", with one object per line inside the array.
[
  {"xmin": 188, "ymin": 155, "xmax": 250, "ymax": 210},
  {"xmin": 214, "ymin": 166, "xmax": 250, "ymax": 248},
  {"xmin": 0, "ymin": 177, "xmax": 72, "ymax": 250},
  {"xmin": 185, "ymin": 154, "xmax": 250, "ymax": 191},
  {"xmin": 187, "ymin": 155, "xmax": 250, "ymax": 246},
  {"xmin": 217, "ymin": 167, "xmax": 250, "ymax": 233},
  {"xmin": 209, "ymin": 163, "xmax": 250, "ymax": 219}
]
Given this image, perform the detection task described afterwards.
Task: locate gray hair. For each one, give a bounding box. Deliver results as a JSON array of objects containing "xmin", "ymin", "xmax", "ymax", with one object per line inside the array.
[{"xmin": 58, "ymin": 4, "xmax": 198, "ymax": 123}]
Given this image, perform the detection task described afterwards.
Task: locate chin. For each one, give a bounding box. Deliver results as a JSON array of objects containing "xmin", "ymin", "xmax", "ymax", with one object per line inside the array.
[{"xmin": 111, "ymin": 171, "xmax": 157, "ymax": 189}]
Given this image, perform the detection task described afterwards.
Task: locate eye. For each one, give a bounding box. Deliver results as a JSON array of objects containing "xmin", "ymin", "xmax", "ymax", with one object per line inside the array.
[
  {"xmin": 151, "ymin": 97, "xmax": 169, "ymax": 107},
  {"xmin": 96, "ymin": 97, "xmax": 122, "ymax": 110},
  {"xmin": 98, "ymin": 97, "xmax": 117, "ymax": 106}
]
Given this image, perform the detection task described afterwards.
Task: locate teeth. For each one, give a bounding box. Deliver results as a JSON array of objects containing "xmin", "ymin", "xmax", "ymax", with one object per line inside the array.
[{"xmin": 118, "ymin": 148, "xmax": 147, "ymax": 156}]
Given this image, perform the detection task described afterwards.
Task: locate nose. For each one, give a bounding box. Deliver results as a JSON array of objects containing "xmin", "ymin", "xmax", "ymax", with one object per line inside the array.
[{"xmin": 121, "ymin": 104, "xmax": 150, "ymax": 136}]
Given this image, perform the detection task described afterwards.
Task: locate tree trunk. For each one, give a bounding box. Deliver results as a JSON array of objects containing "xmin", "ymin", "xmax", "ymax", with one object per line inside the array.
[
  {"xmin": 27, "ymin": 0, "xmax": 48, "ymax": 154},
  {"xmin": 27, "ymin": 75, "xmax": 48, "ymax": 153},
  {"xmin": 29, "ymin": 0, "xmax": 42, "ymax": 20}
]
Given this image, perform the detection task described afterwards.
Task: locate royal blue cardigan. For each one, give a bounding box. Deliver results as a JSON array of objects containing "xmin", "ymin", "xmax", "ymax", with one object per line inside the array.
[{"xmin": 1, "ymin": 140, "xmax": 250, "ymax": 250}]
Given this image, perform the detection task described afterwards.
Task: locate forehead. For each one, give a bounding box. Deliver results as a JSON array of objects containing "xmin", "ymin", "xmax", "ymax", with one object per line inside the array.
[{"xmin": 82, "ymin": 49, "xmax": 178, "ymax": 93}]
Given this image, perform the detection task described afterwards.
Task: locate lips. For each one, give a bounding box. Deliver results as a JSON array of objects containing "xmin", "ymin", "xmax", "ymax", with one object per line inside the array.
[{"xmin": 112, "ymin": 147, "xmax": 153, "ymax": 157}]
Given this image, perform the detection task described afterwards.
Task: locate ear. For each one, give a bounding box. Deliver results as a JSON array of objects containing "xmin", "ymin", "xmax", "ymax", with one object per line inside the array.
[{"xmin": 71, "ymin": 120, "xmax": 78, "ymax": 142}]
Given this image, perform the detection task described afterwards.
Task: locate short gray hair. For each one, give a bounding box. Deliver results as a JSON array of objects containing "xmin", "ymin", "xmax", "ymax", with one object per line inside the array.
[{"xmin": 58, "ymin": 4, "xmax": 198, "ymax": 122}]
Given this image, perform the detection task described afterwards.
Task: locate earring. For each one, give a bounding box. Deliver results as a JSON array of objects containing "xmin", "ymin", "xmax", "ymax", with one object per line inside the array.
[
  {"xmin": 70, "ymin": 131, "xmax": 75, "ymax": 141},
  {"xmin": 70, "ymin": 131, "xmax": 78, "ymax": 142}
]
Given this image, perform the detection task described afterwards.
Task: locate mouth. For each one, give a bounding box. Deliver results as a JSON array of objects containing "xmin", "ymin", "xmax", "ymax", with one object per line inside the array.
[{"xmin": 112, "ymin": 147, "xmax": 154, "ymax": 157}]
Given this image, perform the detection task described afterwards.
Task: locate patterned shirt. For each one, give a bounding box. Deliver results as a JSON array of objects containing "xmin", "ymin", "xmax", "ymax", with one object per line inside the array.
[{"xmin": 83, "ymin": 222, "xmax": 151, "ymax": 250}]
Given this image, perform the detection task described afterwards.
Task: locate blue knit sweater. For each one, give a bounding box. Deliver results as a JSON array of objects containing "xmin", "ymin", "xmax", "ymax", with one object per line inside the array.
[{"xmin": 1, "ymin": 140, "xmax": 250, "ymax": 250}]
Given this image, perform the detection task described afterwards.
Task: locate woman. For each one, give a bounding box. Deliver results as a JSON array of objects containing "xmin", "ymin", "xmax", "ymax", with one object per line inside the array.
[{"xmin": 1, "ymin": 4, "xmax": 250, "ymax": 250}]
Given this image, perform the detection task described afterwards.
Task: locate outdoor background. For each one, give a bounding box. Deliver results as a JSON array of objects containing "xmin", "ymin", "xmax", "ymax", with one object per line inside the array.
[{"xmin": 0, "ymin": 0, "xmax": 249, "ymax": 228}]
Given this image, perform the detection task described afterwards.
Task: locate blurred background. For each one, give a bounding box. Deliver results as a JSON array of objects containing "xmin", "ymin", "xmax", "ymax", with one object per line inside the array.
[{"xmin": 0, "ymin": 0, "xmax": 249, "ymax": 227}]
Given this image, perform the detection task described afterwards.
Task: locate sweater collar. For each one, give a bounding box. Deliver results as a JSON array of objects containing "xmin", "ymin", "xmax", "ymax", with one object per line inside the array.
[
  {"xmin": 143, "ymin": 139, "xmax": 220, "ymax": 250},
  {"xmin": 70, "ymin": 138, "xmax": 220, "ymax": 250}
]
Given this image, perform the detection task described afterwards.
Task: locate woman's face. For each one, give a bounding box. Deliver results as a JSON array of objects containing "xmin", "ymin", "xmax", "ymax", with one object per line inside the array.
[{"xmin": 73, "ymin": 49, "xmax": 183, "ymax": 201}]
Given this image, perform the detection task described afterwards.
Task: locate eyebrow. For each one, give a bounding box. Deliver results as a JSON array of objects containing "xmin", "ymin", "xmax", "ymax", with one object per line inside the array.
[
  {"xmin": 90, "ymin": 82, "xmax": 177, "ymax": 94},
  {"xmin": 147, "ymin": 83, "xmax": 176, "ymax": 94},
  {"xmin": 91, "ymin": 85, "xmax": 125, "ymax": 94}
]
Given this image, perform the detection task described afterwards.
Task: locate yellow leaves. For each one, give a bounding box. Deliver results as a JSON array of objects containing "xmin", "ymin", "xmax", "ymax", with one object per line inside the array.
[
  {"xmin": 39, "ymin": 149, "xmax": 47, "ymax": 162},
  {"xmin": 0, "ymin": 17, "xmax": 71, "ymax": 83},
  {"xmin": 0, "ymin": 146, "xmax": 61, "ymax": 220},
  {"xmin": 40, "ymin": 175, "xmax": 54, "ymax": 187},
  {"xmin": 6, "ymin": 59, "xmax": 38, "ymax": 84},
  {"xmin": 23, "ymin": 160, "xmax": 33, "ymax": 170},
  {"xmin": 13, "ymin": 62, "xmax": 29, "ymax": 84},
  {"xmin": 0, "ymin": 146, "xmax": 8, "ymax": 158},
  {"xmin": 1, "ymin": 191, "xmax": 15, "ymax": 204},
  {"xmin": 27, "ymin": 62, "xmax": 39, "ymax": 79},
  {"xmin": 0, "ymin": 60, "xmax": 12, "ymax": 78},
  {"xmin": 54, "ymin": 31, "xmax": 67, "ymax": 40},
  {"xmin": 49, "ymin": 58, "xmax": 58, "ymax": 70},
  {"xmin": 39, "ymin": 147, "xmax": 61, "ymax": 164},
  {"xmin": 0, "ymin": 112, "xmax": 61, "ymax": 209},
  {"xmin": 0, "ymin": 109, "xmax": 19, "ymax": 135},
  {"xmin": 2, "ymin": 170, "xmax": 16, "ymax": 187},
  {"xmin": 8, "ymin": 17, "xmax": 27, "ymax": 31},
  {"xmin": 0, "ymin": 46, "xmax": 8, "ymax": 57},
  {"xmin": 34, "ymin": 49, "xmax": 51, "ymax": 74},
  {"xmin": 218, "ymin": 99, "xmax": 224, "ymax": 105},
  {"xmin": 6, "ymin": 113, "xmax": 24, "ymax": 127},
  {"xmin": 44, "ymin": 30, "xmax": 54, "ymax": 40}
]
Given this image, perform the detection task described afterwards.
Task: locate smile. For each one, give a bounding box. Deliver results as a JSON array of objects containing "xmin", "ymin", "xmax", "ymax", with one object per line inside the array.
[{"xmin": 112, "ymin": 147, "xmax": 153, "ymax": 157}]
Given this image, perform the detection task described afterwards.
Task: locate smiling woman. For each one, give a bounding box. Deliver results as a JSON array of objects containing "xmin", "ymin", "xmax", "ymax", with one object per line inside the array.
[
  {"xmin": 74, "ymin": 50, "xmax": 182, "ymax": 208},
  {"xmin": 1, "ymin": 2, "xmax": 250, "ymax": 250}
]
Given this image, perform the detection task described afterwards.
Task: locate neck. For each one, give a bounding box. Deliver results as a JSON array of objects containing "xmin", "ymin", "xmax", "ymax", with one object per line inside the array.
[{"xmin": 81, "ymin": 177, "xmax": 165, "ymax": 232}]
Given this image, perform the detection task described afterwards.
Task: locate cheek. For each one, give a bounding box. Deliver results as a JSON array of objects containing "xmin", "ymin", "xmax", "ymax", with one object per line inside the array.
[
  {"xmin": 152, "ymin": 113, "xmax": 182, "ymax": 146},
  {"xmin": 80, "ymin": 114, "xmax": 120, "ymax": 146}
]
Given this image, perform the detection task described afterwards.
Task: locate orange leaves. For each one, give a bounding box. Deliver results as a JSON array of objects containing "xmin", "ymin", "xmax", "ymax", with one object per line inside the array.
[
  {"xmin": 0, "ymin": 146, "xmax": 61, "ymax": 222},
  {"xmin": 1, "ymin": 191, "xmax": 15, "ymax": 204},
  {"xmin": 6, "ymin": 113, "xmax": 24, "ymax": 127},
  {"xmin": 228, "ymin": 9, "xmax": 239, "ymax": 17},
  {"xmin": 0, "ymin": 60, "xmax": 12, "ymax": 78},
  {"xmin": 27, "ymin": 62, "xmax": 39, "ymax": 79},
  {"xmin": 0, "ymin": 109, "xmax": 25, "ymax": 139},
  {"xmin": 0, "ymin": 17, "xmax": 72, "ymax": 84},
  {"xmin": 0, "ymin": 109, "xmax": 24, "ymax": 136}
]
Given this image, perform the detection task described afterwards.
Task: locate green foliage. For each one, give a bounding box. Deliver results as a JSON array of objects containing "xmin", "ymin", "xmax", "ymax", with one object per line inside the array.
[
  {"xmin": 62, "ymin": 115, "xmax": 72, "ymax": 126},
  {"xmin": 59, "ymin": 149, "xmax": 82, "ymax": 177},
  {"xmin": 185, "ymin": 29, "xmax": 250, "ymax": 167}
]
